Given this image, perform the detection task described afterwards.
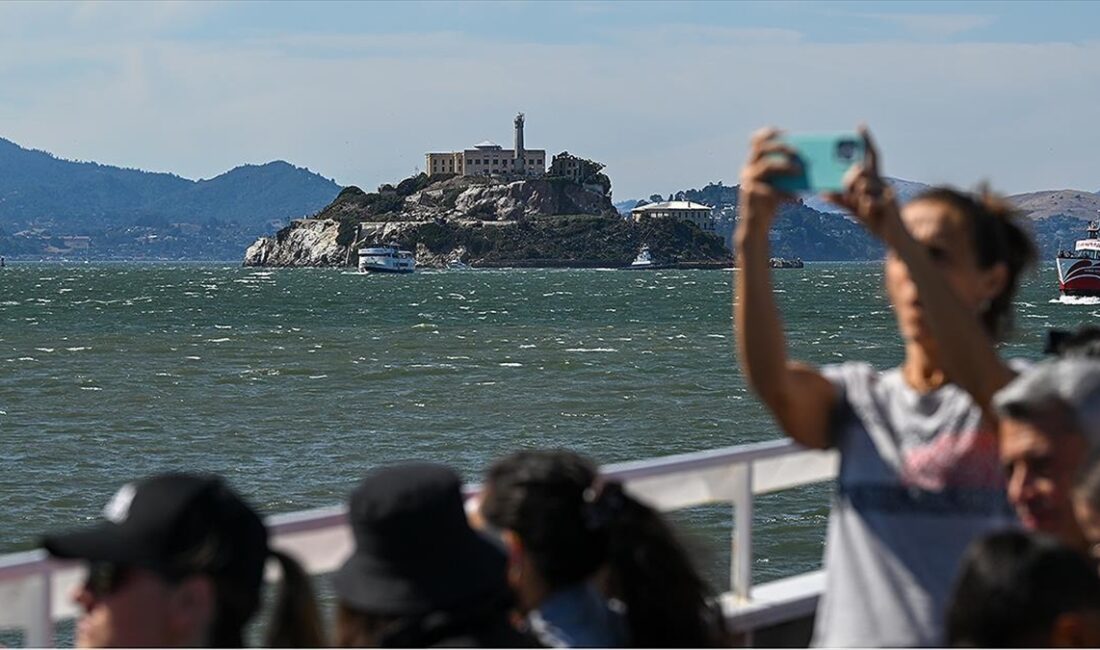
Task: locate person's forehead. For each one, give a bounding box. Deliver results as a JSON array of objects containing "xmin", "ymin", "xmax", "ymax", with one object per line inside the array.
[
  {"xmin": 901, "ymin": 200, "xmax": 967, "ymax": 243},
  {"xmin": 1000, "ymin": 416, "xmax": 1055, "ymax": 451},
  {"xmin": 1001, "ymin": 413, "xmax": 1086, "ymax": 455}
]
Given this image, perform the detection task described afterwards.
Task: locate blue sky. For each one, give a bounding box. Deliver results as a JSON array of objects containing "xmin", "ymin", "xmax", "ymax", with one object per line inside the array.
[{"xmin": 1, "ymin": 1, "xmax": 1098, "ymax": 199}]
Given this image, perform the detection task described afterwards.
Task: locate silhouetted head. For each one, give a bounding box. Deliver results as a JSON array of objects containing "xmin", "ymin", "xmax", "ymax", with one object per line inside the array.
[{"xmin": 948, "ymin": 530, "xmax": 1100, "ymax": 647}]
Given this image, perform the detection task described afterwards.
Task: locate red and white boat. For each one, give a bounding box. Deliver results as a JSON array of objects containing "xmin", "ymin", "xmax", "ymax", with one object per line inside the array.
[{"xmin": 1056, "ymin": 219, "xmax": 1100, "ymax": 297}]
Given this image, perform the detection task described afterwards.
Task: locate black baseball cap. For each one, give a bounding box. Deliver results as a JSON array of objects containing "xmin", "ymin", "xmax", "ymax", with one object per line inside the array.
[{"xmin": 43, "ymin": 473, "xmax": 268, "ymax": 590}]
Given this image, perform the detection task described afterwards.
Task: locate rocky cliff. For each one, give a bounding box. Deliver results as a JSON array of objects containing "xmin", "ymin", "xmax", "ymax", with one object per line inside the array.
[
  {"xmin": 243, "ymin": 218, "xmax": 359, "ymax": 267},
  {"xmin": 316, "ymin": 172, "xmax": 618, "ymax": 223}
]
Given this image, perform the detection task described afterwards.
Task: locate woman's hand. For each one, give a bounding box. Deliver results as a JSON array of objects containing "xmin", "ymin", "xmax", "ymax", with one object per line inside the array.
[
  {"xmin": 738, "ymin": 128, "xmax": 798, "ymax": 234},
  {"xmin": 825, "ymin": 126, "xmax": 903, "ymax": 243}
]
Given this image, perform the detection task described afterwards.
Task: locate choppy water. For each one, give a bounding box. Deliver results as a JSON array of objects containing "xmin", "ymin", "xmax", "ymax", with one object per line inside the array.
[{"xmin": 1, "ymin": 262, "xmax": 1095, "ymax": 588}]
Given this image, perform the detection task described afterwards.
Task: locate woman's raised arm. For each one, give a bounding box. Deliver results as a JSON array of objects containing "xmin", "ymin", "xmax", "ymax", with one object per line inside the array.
[
  {"xmin": 734, "ymin": 129, "xmax": 838, "ymax": 450},
  {"xmin": 827, "ymin": 127, "xmax": 1016, "ymax": 416}
]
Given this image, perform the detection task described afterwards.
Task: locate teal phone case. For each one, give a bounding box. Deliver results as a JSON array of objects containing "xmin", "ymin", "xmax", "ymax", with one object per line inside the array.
[{"xmin": 770, "ymin": 133, "xmax": 865, "ymax": 193}]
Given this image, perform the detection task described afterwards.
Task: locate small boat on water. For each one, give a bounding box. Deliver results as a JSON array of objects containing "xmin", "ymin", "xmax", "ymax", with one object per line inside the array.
[
  {"xmin": 358, "ymin": 245, "xmax": 415, "ymax": 274},
  {"xmin": 1056, "ymin": 219, "xmax": 1100, "ymax": 297},
  {"xmin": 769, "ymin": 257, "xmax": 804, "ymax": 269},
  {"xmin": 623, "ymin": 245, "xmax": 671, "ymax": 270}
]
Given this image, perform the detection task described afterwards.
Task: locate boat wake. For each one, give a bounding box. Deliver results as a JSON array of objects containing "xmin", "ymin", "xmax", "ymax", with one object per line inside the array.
[{"xmin": 1049, "ymin": 295, "xmax": 1100, "ymax": 306}]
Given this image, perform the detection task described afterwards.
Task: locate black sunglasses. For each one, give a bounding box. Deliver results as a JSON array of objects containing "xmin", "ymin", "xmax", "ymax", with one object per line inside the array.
[
  {"xmin": 84, "ymin": 561, "xmax": 187, "ymax": 598},
  {"xmin": 84, "ymin": 562, "xmax": 134, "ymax": 598}
]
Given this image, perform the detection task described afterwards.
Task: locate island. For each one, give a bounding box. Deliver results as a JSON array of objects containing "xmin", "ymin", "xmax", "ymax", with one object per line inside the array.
[{"xmin": 244, "ymin": 114, "xmax": 731, "ymax": 269}]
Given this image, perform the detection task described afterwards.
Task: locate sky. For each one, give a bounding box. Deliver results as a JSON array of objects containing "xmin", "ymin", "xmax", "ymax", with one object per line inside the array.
[{"xmin": 1, "ymin": 1, "xmax": 1098, "ymax": 200}]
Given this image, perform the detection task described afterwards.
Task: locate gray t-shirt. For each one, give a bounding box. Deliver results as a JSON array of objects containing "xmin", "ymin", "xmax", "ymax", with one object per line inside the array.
[{"xmin": 812, "ymin": 362, "xmax": 1015, "ymax": 647}]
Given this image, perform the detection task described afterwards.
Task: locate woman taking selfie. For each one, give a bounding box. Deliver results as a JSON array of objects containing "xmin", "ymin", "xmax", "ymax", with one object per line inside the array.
[{"xmin": 734, "ymin": 127, "xmax": 1035, "ymax": 646}]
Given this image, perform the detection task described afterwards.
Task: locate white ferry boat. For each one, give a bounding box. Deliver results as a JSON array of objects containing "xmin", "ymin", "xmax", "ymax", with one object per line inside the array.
[
  {"xmin": 358, "ymin": 245, "xmax": 415, "ymax": 274},
  {"xmin": 1056, "ymin": 219, "xmax": 1100, "ymax": 297},
  {"xmin": 625, "ymin": 245, "xmax": 670, "ymax": 270}
]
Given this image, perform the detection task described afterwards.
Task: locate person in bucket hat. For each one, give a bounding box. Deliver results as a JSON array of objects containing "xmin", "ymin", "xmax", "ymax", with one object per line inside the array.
[
  {"xmin": 43, "ymin": 472, "xmax": 324, "ymax": 648},
  {"xmin": 332, "ymin": 461, "xmax": 534, "ymax": 647}
]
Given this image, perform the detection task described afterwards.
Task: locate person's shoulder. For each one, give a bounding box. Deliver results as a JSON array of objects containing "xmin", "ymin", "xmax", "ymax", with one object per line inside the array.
[
  {"xmin": 821, "ymin": 360, "xmax": 880, "ymax": 387},
  {"xmin": 1006, "ymin": 357, "xmax": 1034, "ymax": 374}
]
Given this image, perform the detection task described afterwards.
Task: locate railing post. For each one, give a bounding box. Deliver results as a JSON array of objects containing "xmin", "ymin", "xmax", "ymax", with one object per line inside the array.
[
  {"xmin": 25, "ymin": 566, "xmax": 53, "ymax": 648},
  {"xmin": 731, "ymin": 463, "xmax": 753, "ymax": 603}
]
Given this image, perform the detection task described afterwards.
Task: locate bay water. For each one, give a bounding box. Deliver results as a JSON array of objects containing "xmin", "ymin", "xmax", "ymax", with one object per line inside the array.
[{"xmin": 2, "ymin": 262, "xmax": 1096, "ymax": 591}]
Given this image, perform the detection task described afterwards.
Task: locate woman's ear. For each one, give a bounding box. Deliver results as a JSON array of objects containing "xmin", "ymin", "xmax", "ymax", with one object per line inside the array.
[
  {"xmin": 465, "ymin": 494, "xmax": 485, "ymax": 530},
  {"xmin": 980, "ymin": 261, "xmax": 1009, "ymax": 305},
  {"xmin": 502, "ymin": 529, "xmax": 524, "ymax": 564},
  {"xmin": 167, "ymin": 575, "xmax": 216, "ymax": 646}
]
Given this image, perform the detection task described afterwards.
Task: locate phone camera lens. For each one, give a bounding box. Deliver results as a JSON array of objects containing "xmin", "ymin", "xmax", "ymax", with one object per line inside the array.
[{"xmin": 836, "ymin": 140, "xmax": 857, "ymax": 161}]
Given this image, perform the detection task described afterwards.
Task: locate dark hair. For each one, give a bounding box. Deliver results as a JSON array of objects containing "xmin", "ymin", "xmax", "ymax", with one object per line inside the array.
[
  {"xmin": 205, "ymin": 548, "xmax": 325, "ymax": 648},
  {"xmin": 481, "ymin": 449, "xmax": 726, "ymax": 647},
  {"xmin": 334, "ymin": 593, "xmax": 528, "ymax": 648},
  {"xmin": 1075, "ymin": 451, "xmax": 1100, "ymax": 512},
  {"xmin": 265, "ymin": 550, "xmax": 327, "ymax": 647},
  {"xmin": 335, "ymin": 602, "xmax": 398, "ymax": 647},
  {"xmin": 911, "ymin": 186, "xmax": 1037, "ymax": 340},
  {"xmin": 947, "ymin": 530, "xmax": 1100, "ymax": 647}
]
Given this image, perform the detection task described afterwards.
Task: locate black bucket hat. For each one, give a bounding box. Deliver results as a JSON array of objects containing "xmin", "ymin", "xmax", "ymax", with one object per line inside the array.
[
  {"xmin": 42, "ymin": 473, "xmax": 268, "ymax": 595},
  {"xmin": 333, "ymin": 462, "xmax": 509, "ymax": 616}
]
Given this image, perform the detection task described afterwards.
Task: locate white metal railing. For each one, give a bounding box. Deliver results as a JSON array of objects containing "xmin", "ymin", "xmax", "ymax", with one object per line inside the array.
[{"xmin": 0, "ymin": 439, "xmax": 837, "ymax": 647}]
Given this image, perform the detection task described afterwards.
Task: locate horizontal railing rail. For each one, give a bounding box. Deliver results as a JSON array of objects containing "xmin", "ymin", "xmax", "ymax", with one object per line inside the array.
[{"xmin": 0, "ymin": 439, "xmax": 838, "ymax": 647}]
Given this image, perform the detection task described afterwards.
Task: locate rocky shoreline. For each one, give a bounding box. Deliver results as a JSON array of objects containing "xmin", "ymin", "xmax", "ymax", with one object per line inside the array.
[{"xmin": 243, "ymin": 215, "xmax": 732, "ymax": 269}]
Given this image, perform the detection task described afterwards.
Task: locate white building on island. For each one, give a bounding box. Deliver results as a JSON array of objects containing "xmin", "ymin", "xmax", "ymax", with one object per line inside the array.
[
  {"xmin": 630, "ymin": 200, "xmax": 717, "ymax": 234},
  {"xmin": 425, "ymin": 113, "xmax": 547, "ymax": 178}
]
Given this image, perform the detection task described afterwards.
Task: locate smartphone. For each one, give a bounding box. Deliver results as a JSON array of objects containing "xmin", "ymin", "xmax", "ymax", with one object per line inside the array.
[{"xmin": 769, "ymin": 132, "xmax": 866, "ymax": 193}]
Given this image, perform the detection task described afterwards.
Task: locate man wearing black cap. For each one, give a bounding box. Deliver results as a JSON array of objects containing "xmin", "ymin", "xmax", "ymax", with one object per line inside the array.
[
  {"xmin": 42, "ymin": 473, "xmax": 270, "ymax": 648},
  {"xmin": 332, "ymin": 461, "xmax": 536, "ymax": 647}
]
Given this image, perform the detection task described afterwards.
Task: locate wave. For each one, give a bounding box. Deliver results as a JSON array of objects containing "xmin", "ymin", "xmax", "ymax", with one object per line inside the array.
[{"xmin": 1049, "ymin": 295, "xmax": 1100, "ymax": 305}]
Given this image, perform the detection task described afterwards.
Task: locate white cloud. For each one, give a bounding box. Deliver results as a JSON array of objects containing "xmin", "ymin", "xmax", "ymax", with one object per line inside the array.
[
  {"xmin": 0, "ymin": 1, "xmax": 222, "ymax": 40},
  {"xmin": 867, "ymin": 12, "xmax": 996, "ymax": 40},
  {"xmin": 0, "ymin": 21, "xmax": 1097, "ymax": 199}
]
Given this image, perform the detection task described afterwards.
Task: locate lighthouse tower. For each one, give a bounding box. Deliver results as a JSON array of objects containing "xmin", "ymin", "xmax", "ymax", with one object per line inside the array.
[{"xmin": 513, "ymin": 113, "xmax": 526, "ymax": 175}]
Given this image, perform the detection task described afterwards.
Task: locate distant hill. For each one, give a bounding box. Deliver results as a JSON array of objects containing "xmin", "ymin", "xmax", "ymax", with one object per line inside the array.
[
  {"xmin": 664, "ymin": 182, "xmax": 886, "ymax": 260},
  {"xmin": 1005, "ymin": 189, "xmax": 1100, "ymax": 258},
  {"xmin": 1007, "ymin": 189, "xmax": 1100, "ymax": 221},
  {"xmin": 614, "ymin": 199, "xmax": 640, "ymax": 215},
  {"xmin": 0, "ymin": 137, "xmax": 340, "ymax": 232},
  {"xmin": 801, "ymin": 177, "xmax": 932, "ymax": 213},
  {"xmin": 649, "ymin": 177, "xmax": 1100, "ymax": 259}
]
